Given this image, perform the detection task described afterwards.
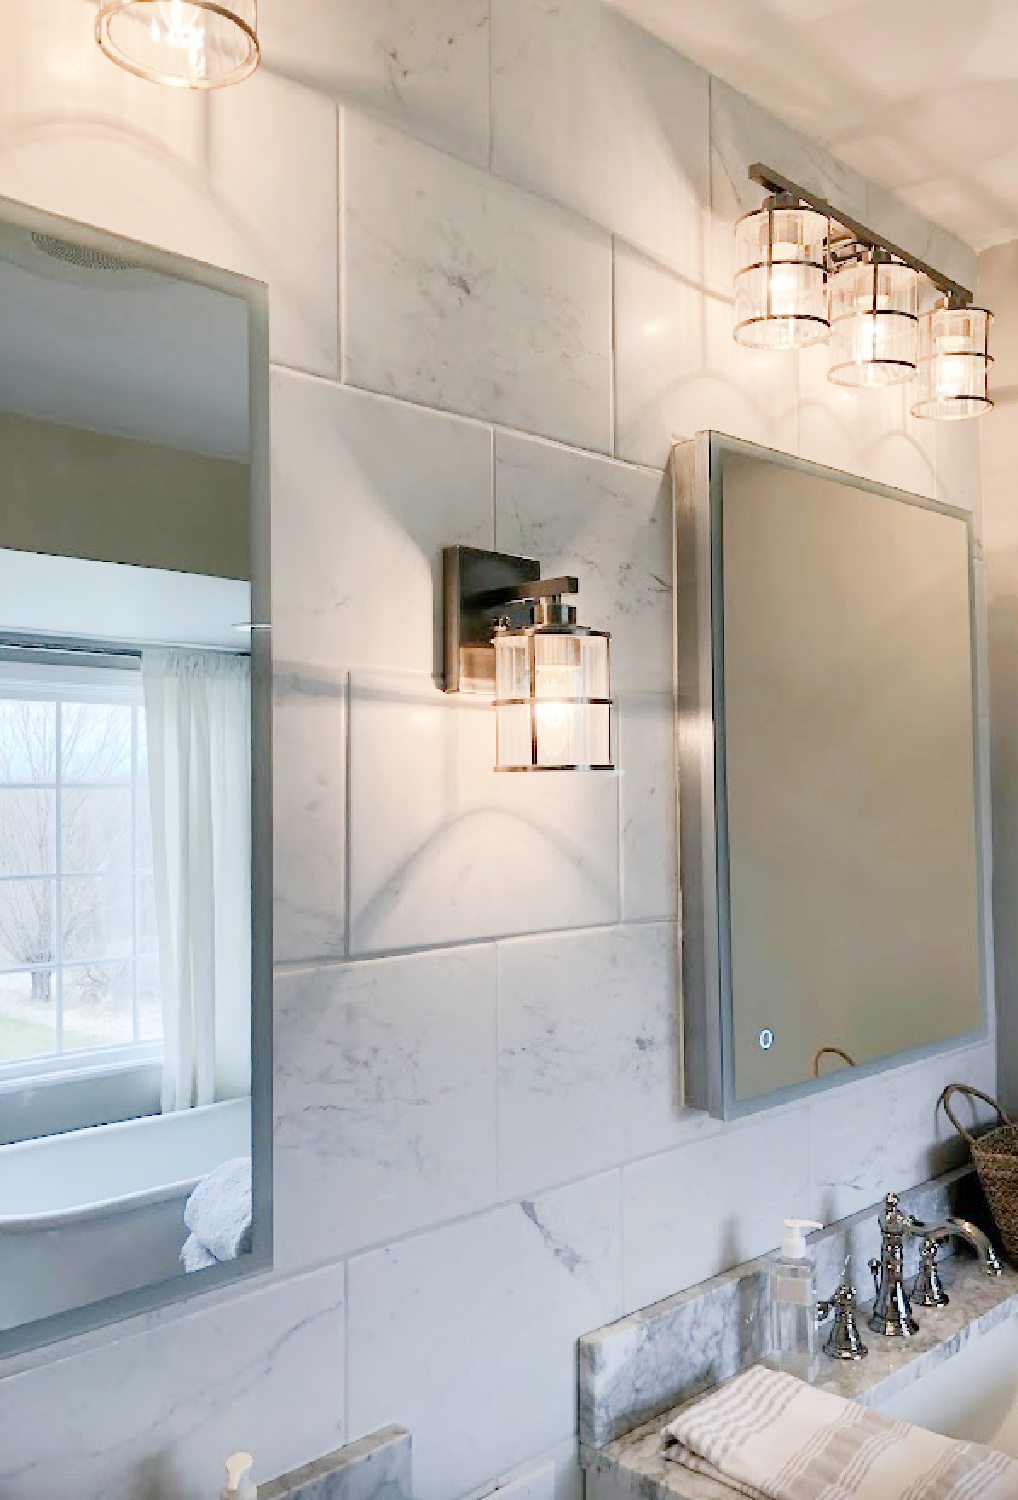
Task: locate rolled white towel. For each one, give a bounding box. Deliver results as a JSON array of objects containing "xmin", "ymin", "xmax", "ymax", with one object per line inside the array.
[
  {"xmin": 661, "ymin": 1364, "xmax": 1018, "ymax": 1499},
  {"xmin": 184, "ymin": 1157, "xmax": 252, "ymax": 1263},
  {"xmin": 180, "ymin": 1232, "xmax": 218, "ymax": 1274}
]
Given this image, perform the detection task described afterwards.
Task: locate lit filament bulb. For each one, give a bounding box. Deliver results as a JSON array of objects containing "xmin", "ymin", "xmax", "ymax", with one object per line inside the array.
[
  {"xmin": 534, "ymin": 659, "xmax": 581, "ymax": 765},
  {"xmin": 156, "ymin": 1, "xmax": 205, "ymax": 59}
]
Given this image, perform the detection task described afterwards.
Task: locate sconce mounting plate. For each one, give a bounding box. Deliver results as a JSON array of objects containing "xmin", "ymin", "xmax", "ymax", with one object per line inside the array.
[{"xmin": 446, "ymin": 545, "xmax": 564, "ymax": 693}]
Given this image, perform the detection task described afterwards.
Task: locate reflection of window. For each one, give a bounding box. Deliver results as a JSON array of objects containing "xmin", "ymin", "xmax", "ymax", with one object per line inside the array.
[{"xmin": 0, "ymin": 659, "xmax": 160, "ymax": 1073}]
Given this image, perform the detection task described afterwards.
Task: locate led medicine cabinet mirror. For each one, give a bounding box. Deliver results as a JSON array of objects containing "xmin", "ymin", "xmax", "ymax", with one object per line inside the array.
[
  {"xmin": 0, "ymin": 197, "xmax": 271, "ymax": 1355},
  {"xmin": 675, "ymin": 434, "xmax": 988, "ymax": 1119}
]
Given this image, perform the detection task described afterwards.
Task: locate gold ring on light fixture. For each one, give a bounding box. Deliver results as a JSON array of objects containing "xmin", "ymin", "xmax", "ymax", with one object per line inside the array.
[{"xmin": 95, "ymin": 1, "xmax": 260, "ymax": 89}]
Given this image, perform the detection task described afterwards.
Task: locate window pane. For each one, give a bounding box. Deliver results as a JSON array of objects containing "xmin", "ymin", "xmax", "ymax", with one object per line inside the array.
[
  {"xmin": 61, "ymin": 703, "xmax": 132, "ymax": 783},
  {"xmin": 0, "ymin": 700, "xmax": 56, "ymax": 783},
  {"xmin": 137, "ymin": 870, "xmax": 158, "ymax": 956},
  {"xmin": 0, "ymin": 969, "xmax": 56, "ymax": 1060},
  {"xmin": 138, "ymin": 955, "xmax": 162, "ymax": 1042},
  {"xmin": 0, "ymin": 879, "xmax": 55, "ymax": 971},
  {"xmin": 0, "ymin": 789, "xmax": 56, "ymax": 875},
  {"xmin": 62, "ymin": 788, "xmax": 133, "ymax": 873},
  {"xmin": 63, "ymin": 962, "xmax": 133, "ymax": 1052},
  {"xmin": 62, "ymin": 875, "xmax": 133, "ymax": 961}
]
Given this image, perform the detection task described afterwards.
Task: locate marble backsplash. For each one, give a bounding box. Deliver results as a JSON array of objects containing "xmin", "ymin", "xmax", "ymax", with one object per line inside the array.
[
  {"xmin": 259, "ymin": 1426, "xmax": 411, "ymax": 1500},
  {"xmin": 579, "ymin": 1166, "xmax": 985, "ymax": 1451}
]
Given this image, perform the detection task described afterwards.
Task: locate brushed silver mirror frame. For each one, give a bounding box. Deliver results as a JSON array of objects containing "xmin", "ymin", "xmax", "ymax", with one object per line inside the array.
[
  {"xmin": 0, "ymin": 195, "xmax": 273, "ymax": 1358},
  {"xmin": 673, "ymin": 432, "xmax": 993, "ymax": 1121}
]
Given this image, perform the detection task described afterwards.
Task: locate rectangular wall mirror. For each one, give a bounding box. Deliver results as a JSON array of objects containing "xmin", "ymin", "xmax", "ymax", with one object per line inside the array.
[
  {"xmin": 675, "ymin": 433, "xmax": 988, "ymax": 1120},
  {"xmin": 0, "ymin": 198, "xmax": 271, "ymax": 1355}
]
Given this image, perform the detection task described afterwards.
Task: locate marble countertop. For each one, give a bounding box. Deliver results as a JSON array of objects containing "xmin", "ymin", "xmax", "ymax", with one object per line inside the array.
[{"xmin": 585, "ymin": 1258, "xmax": 1018, "ymax": 1500}]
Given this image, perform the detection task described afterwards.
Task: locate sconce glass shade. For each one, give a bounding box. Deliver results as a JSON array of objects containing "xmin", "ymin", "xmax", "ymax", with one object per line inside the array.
[
  {"xmin": 494, "ymin": 626, "xmax": 612, "ymax": 772},
  {"xmin": 734, "ymin": 197, "xmax": 830, "ymax": 350},
  {"xmin": 912, "ymin": 303, "xmax": 993, "ymax": 421},
  {"xmin": 95, "ymin": 1, "xmax": 259, "ymax": 88},
  {"xmin": 828, "ymin": 252, "xmax": 920, "ymax": 387}
]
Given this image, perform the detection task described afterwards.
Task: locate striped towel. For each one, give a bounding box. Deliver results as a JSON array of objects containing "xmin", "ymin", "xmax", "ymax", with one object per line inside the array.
[{"xmin": 661, "ymin": 1364, "xmax": 1018, "ymax": 1498}]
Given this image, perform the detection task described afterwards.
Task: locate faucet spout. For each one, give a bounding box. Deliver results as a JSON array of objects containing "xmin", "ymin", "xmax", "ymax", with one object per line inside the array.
[{"xmin": 925, "ymin": 1216, "xmax": 1003, "ymax": 1276}]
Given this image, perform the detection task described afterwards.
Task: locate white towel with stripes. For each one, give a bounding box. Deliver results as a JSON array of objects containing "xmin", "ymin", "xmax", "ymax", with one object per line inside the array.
[{"xmin": 661, "ymin": 1364, "xmax": 1018, "ymax": 1499}]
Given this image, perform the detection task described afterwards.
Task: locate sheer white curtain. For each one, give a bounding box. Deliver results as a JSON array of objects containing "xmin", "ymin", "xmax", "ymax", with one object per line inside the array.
[{"xmin": 143, "ymin": 650, "xmax": 251, "ymax": 1114}]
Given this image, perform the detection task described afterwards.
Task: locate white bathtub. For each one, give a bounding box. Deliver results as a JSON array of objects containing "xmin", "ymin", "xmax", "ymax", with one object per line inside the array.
[{"xmin": 0, "ymin": 1097, "xmax": 250, "ymax": 1330}]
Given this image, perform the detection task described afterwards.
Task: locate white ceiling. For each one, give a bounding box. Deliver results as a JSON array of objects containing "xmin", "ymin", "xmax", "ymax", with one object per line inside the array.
[
  {"xmin": 0, "ymin": 222, "xmax": 250, "ymax": 460},
  {"xmin": 608, "ymin": 0, "xmax": 1018, "ymax": 254}
]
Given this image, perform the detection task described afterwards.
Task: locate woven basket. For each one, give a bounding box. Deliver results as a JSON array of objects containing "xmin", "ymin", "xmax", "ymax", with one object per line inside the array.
[{"xmin": 940, "ymin": 1083, "xmax": 1018, "ymax": 1262}]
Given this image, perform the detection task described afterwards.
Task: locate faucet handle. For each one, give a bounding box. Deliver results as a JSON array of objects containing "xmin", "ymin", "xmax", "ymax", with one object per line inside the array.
[
  {"xmin": 817, "ymin": 1282, "xmax": 868, "ymax": 1361},
  {"xmin": 868, "ymin": 1257, "xmax": 881, "ymax": 1300},
  {"xmin": 913, "ymin": 1235, "xmax": 950, "ymax": 1309}
]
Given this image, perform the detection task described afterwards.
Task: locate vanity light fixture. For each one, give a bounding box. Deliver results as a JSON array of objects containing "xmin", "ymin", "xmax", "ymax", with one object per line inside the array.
[
  {"xmin": 734, "ymin": 194, "xmax": 831, "ymax": 350},
  {"xmin": 442, "ymin": 546, "xmax": 613, "ymax": 772},
  {"xmin": 828, "ymin": 249, "xmax": 920, "ymax": 388},
  {"xmin": 912, "ymin": 300, "xmax": 993, "ymax": 421},
  {"xmin": 736, "ymin": 164, "xmax": 994, "ymax": 420},
  {"xmin": 96, "ymin": 0, "xmax": 259, "ymax": 88}
]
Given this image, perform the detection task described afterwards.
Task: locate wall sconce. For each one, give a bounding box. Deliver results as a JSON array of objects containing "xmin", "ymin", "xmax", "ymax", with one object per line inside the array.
[
  {"xmin": 734, "ymin": 194, "xmax": 830, "ymax": 350},
  {"xmin": 828, "ymin": 249, "xmax": 920, "ymax": 388},
  {"xmin": 96, "ymin": 1, "xmax": 259, "ymax": 88},
  {"xmin": 443, "ymin": 546, "xmax": 613, "ymax": 772},
  {"xmin": 912, "ymin": 301, "xmax": 993, "ymax": 421}
]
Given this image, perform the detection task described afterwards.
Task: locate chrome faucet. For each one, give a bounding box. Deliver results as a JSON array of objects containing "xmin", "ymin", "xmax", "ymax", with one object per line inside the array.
[
  {"xmin": 912, "ymin": 1216, "xmax": 1003, "ymax": 1308},
  {"xmin": 868, "ymin": 1192, "xmax": 921, "ymax": 1338}
]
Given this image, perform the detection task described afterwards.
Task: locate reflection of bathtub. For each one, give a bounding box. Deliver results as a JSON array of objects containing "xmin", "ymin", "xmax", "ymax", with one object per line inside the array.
[{"xmin": 0, "ymin": 1097, "xmax": 250, "ymax": 1330}]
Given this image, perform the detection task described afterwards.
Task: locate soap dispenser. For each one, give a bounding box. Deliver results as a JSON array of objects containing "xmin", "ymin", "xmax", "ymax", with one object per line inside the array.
[
  {"xmin": 221, "ymin": 1452, "xmax": 256, "ymax": 1500},
  {"xmin": 766, "ymin": 1218, "xmax": 823, "ymax": 1381}
]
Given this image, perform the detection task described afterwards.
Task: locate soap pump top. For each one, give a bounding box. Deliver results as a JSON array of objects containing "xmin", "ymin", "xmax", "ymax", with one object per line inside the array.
[
  {"xmin": 221, "ymin": 1452, "xmax": 256, "ymax": 1500},
  {"xmin": 781, "ymin": 1218, "xmax": 822, "ymax": 1261}
]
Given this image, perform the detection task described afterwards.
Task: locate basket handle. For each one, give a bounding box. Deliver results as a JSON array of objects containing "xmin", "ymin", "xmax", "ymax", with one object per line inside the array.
[{"xmin": 939, "ymin": 1083, "xmax": 1012, "ymax": 1145}]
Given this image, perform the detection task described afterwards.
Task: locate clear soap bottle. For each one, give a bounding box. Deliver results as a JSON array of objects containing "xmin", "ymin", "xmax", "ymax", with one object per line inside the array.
[{"xmin": 767, "ymin": 1218, "xmax": 823, "ymax": 1381}]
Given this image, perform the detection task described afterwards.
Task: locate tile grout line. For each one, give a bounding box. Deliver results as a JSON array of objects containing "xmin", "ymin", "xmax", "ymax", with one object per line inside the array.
[
  {"xmin": 610, "ymin": 233, "xmax": 618, "ymax": 460},
  {"xmin": 343, "ymin": 1256, "xmax": 351, "ymax": 1442},
  {"xmin": 343, "ymin": 671, "xmax": 353, "ymax": 959},
  {"xmin": 338, "ymin": 106, "xmax": 348, "ymax": 386}
]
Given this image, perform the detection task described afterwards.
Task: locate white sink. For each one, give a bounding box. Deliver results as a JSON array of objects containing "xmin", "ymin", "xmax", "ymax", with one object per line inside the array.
[{"xmin": 876, "ymin": 1313, "xmax": 1018, "ymax": 1457}]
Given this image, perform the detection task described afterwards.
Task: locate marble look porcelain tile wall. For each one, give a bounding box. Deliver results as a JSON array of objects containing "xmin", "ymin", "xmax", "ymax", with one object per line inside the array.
[
  {"xmin": 620, "ymin": 1106, "xmax": 812, "ymax": 1313},
  {"xmin": 0, "ymin": 1267, "xmax": 346, "ymax": 1500},
  {"xmin": 612, "ymin": 243, "xmax": 799, "ymax": 470},
  {"xmin": 273, "ymin": 947, "xmax": 498, "ymax": 1269},
  {"xmin": 259, "ymin": 0, "xmax": 490, "ymax": 167},
  {"xmin": 347, "ymin": 1172, "xmax": 622, "ymax": 1500},
  {"xmin": 496, "ymin": 924, "xmax": 696, "ymax": 1199},
  {"xmin": 0, "ymin": 0, "xmax": 339, "ymax": 377},
  {"xmin": 270, "ymin": 373, "xmax": 493, "ymax": 675},
  {"xmin": 490, "ymin": 0, "xmax": 709, "ymax": 277},
  {"xmin": 617, "ymin": 690, "xmax": 677, "ymax": 923},
  {"xmin": 343, "ymin": 115, "xmax": 613, "ymax": 454},
  {"xmin": 273, "ymin": 665, "xmax": 348, "ymax": 965},
  {"xmin": 494, "ymin": 432, "xmax": 672, "ymax": 690},
  {"xmin": 934, "ymin": 420, "xmax": 983, "ymax": 517},
  {"xmin": 347, "ymin": 671, "xmax": 620, "ymax": 954}
]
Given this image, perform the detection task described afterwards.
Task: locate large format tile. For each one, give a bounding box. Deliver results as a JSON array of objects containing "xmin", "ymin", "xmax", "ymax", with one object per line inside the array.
[
  {"xmin": 934, "ymin": 418, "xmax": 983, "ymax": 517},
  {"xmin": 621, "ymin": 1107, "xmax": 811, "ymax": 1313},
  {"xmin": 347, "ymin": 1173, "xmax": 622, "ymax": 1500},
  {"xmin": 490, "ymin": 0, "xmax": 708, "ymax": 276},
  {"xmin": 270, "ymin": 373, "xmax": 493, "ymax": 675},
  {"xmin": 0, "ymin": 1267, "xmax": 345, "ymax": 1500},
  {"xmin": 809, "ymin": 1043, "xmax": 998, "ymax": 1224},
  {"xmin": 494, "ymin": 433, "xmax": 672, "ymax": 692},
  {"xmin": 343, "ymin": 115, "xmax": 613, "ymax": 453},
  {"xmin": 497, "ymin": 924, "xmax": 700, "ymax": 1198},
  {"xmin": 0, "ymin": 0, "xmax": 339, "ymax": 377},
  {"xmin": 273, "ymin": 664, "xmax": 347, "ymax": 965},
  {"xmin": 613, "ymin": 243, "xmax": 799, "ymax": 469},
  {"xmin": 617, "ymin": 689, "xmax": 677, "ymax": 923},
  {"xmin": 347, "ymin": 671, "xmax": 620, "ymax": 954},
  {"xmin": 273, "ymin": 947, "xmax": 498, "ymax": 1268},
  {"xmin": 260, "ymin": 0, "xmax": 490, "ymax": 166}
]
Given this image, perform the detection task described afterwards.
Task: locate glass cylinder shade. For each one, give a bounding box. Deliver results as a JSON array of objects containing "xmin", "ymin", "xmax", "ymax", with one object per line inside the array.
[
  {"xmin": 828, "ymin": 255, "xmax": 919, "ymax": 387},
  {"xmin": 494, "ymin": 627, "xmax": 612, "ymax": 772},
  {"xmin": 734, "ymin": 200, "xmax": 830, "ymax": 350},
  {"xmin": 96, "ymin": 0, "xmax": 259, "ymax": 88},
  {"xmin": 912, "ymin": 304, "xmax": 993, "ymax": 420}
]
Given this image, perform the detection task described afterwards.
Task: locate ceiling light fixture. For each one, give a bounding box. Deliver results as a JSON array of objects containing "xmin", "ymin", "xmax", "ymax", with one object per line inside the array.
[
  {"xmin": 443, "ymin": 546, "xmax": 613, "ymax": 773},
  {"xmin": 734, "ymin": 194, "xmax": 830, "ymax": 350},
  {"xmin": 96, "ymin": 1, "xmax": 259, "ymax": 89},
  {"xmin": 828, "ymin": 249, "xmax": 920, "ymax": 388},
  {"xmin": 737, "ymin": 164, "xmax": 993, "ymax": 420}
]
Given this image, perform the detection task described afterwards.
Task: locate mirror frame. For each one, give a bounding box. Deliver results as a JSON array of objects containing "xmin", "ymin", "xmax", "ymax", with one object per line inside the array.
[
  {"xmin": 673, "ymin": 431, "xmax": 992, "ymax": 1121},
  {"xmin": 0, "ymin": 196, "xmax": 273, "ymax": 1357}
]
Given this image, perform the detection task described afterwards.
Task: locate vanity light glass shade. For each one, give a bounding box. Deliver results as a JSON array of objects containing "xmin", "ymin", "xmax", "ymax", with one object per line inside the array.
[
  {"xmin": 734, "ymin": 199, "xmax": 830, "ymax": 350},
  {"xmin": 828, "ymin": 254, "xmax": 920, "ymax": 387},
  {"xmin": 494, "ymin": 628, "xmax": 612, "ymax": 771},
  {"xmin": 95, "ymin": 0, "xmax": 259, "ymax": 88},
  {"xmin": 912, "ymin": 304, "xmax": 993, "ymax": 421}
]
